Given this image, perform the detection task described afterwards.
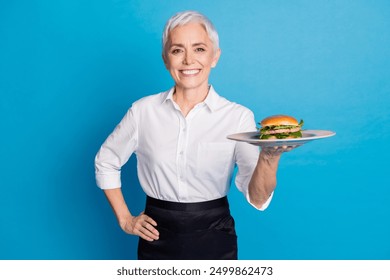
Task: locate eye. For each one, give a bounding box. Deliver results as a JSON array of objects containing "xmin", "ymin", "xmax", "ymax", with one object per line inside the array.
[
  {"xmin": 171, "ymin": 48, "xmax": 183, "ymax": 55},
  {"xmin": 195, "ymin": 47, "xmax": 206, "ymax": 52}
]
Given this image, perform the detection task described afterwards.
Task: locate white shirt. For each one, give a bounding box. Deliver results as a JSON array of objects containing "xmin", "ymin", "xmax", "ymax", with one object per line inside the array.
[{"xmin": 95, "ymin": 86, "xmax": 273, "ymax": 210}]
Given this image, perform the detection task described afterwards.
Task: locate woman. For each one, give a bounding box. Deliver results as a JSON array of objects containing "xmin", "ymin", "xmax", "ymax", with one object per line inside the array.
[{"xmin": 95, "ymin": 10, "xmax": 284, "ymax": 260}]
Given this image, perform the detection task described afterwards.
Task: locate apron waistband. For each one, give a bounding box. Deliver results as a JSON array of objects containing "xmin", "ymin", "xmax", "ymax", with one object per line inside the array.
[{"xmin": 146, "ymin": 196, "xmax": 228, "ymax": 212}]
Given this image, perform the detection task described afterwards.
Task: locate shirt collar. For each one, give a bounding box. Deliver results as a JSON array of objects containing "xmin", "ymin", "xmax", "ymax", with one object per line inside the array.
[
  {"xmin": 162, "ymin": 87, "xmax": 175, "ymax": 103},
  {"xmin": 204, "ymin": 85, "xmax": 225, "ymax": 112},
  {"xmin": 161, "ymin": 85, "xmax": 227, "ymax": 113}
]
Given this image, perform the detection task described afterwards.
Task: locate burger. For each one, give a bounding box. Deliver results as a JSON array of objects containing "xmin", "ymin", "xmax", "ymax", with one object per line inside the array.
[{"xmin": 259, "ymin": 115, "xmax": 304, "ymax": 139}]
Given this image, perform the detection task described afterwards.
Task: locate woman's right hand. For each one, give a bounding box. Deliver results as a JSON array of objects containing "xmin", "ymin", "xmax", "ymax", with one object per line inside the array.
[
  {"xmin": 119, "ymin": 212, "xmax": 160, "ymax": 241},
  {"xmin": 103, "ymin": 189, "xmax": 160, "ymax": 241}
]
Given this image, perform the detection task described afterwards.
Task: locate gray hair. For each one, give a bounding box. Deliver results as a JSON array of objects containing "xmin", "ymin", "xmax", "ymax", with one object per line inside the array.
[{"xmin": 162, "ymin": 11, "xmax": 220, "ymax": 60}]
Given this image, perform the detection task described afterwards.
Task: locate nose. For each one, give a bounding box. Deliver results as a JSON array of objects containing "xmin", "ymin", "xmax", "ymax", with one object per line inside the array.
[{"xmin": 183, "ymin": 51, "xmax": 194, "ymax": 65}]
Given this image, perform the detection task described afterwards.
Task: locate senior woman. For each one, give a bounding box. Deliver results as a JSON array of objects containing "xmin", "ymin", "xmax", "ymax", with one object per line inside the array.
[{"xmin": 95, "ymin": 10, "xmax": 283, "ymax": 260}]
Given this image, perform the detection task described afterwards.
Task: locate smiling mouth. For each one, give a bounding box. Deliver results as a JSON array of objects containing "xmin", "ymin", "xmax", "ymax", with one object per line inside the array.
[{"xmin": 180, "ymin": 69, "xmax": 200, "ymax": 75}]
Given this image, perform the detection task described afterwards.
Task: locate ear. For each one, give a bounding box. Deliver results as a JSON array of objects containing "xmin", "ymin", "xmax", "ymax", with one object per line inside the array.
[
  {"xmin": 211, "ymin": 48, "xmax": 221, "ymax": 68},
  {"xmin": 162, "ymin": 53, "xmax": 169, "ymax": 69}
]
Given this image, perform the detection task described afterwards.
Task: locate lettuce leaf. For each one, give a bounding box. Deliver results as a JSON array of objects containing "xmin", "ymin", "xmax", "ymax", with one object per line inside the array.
[{"xmin": 260, "ymin": 131, "xmax": 302, "ymax": 139}]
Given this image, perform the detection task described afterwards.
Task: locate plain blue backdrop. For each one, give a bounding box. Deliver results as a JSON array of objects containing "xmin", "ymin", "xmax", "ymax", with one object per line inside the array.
[{"xmin": 1, "ymin": 0, "xmax": 389, "ymax": 259}]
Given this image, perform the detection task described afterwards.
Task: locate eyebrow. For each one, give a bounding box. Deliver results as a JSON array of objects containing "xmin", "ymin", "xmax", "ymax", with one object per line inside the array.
[{"xmin": 169, "ymin": 42, "xmax": 208, "ymax": 48}]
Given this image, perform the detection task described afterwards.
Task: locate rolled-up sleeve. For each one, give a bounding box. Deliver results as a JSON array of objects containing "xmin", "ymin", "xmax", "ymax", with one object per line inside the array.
[
  {"xmin": 94, "ymin": 108, "xmax": 138, "ymax": 189},
  {"xmin": 234, "ymin": 110, "xmax": 273, "ymax": 211}
]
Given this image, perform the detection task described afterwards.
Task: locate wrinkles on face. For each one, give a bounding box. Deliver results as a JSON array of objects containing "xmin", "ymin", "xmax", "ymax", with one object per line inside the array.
[{"xmin": 164, "ymin": 23, "xmax": 220, "ymax": 92}]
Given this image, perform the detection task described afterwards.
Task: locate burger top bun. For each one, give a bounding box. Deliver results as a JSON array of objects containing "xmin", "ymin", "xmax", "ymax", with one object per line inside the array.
[{"xmin": 260, "ymin": 115, "xmax": 299, "ymax": 126}]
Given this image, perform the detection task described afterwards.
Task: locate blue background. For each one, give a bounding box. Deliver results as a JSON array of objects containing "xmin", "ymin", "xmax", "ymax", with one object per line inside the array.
[{"xmin": 1, "ymin": 0, "xmax": 389, "ymax": 260}]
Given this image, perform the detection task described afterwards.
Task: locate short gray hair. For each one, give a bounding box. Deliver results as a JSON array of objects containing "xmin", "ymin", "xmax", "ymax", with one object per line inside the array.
[{"xmin": 162, "ymin": 11, "xmax": 220, "ymax": 60}]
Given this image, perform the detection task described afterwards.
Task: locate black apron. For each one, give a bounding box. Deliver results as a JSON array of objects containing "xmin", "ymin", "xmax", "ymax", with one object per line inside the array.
[{"xmin": 137, "ymin": 196, "xmax": 238, "ymax": 260}]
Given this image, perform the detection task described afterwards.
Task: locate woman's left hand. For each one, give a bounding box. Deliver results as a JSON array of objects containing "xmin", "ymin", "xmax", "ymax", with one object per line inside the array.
[{"xmin": 260, "ymin": 144, "xmax": 301, "ymax": 158}]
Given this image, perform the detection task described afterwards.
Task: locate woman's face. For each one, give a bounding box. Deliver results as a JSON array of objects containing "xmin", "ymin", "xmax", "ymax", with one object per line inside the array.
[{"xmin": 164, "ymin": 22, "xmax": 220, "ymax": 92}]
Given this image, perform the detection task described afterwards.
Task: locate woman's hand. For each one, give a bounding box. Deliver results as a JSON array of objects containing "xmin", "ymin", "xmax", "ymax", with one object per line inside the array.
[
  {"xmin": 119, "ymin": 212, "xmax": 160, "ymax": 241},
  {"xmin": 103, "ymin": 189, "xmax": 160, "ymax": 241},
  {"xmin": 248, "ymin": 144, "xmax": 301, "ymax": 209},
  {"xmin": 260, "ymin": 144, "xmax": 301, "ymax": 159}
]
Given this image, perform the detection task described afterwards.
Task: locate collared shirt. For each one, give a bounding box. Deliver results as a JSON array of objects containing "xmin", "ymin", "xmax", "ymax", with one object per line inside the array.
[{"xmin": 95, "ymin": 86, "xmax": 273, "ymax": 210}]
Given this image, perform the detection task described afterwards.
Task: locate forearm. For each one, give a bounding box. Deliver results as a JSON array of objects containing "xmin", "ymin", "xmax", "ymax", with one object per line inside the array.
[
  {"xmin": 248, "ymin": 151, "xmax": 281, "ymax": 208},
  {"xmin": 104, "ymin": 188, "xmax": 133, "ymax": 228}
]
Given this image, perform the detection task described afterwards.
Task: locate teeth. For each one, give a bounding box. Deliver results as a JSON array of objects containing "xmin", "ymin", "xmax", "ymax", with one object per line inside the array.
[{"xmin": 182, "ymin": 69, "xmax": 200, "ymax": 75}]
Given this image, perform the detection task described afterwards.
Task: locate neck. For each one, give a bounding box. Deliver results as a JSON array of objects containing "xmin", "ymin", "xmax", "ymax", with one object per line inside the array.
[{"xmin": 173, "ymin": 84, "xmax": 210, "ymax": 116}]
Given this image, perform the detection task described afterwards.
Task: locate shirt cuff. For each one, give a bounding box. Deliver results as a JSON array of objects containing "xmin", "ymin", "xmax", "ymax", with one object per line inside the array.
[
  {"xmin": 95, "ymin": 172, "xmax": 122, "ymax": 190},
  {"xmin": 245, "ymin": 191, "xmax": 274, "ymax": 211}
]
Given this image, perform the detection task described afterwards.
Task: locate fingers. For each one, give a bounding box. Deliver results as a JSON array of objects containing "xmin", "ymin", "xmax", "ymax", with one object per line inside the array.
[
  {"xmin": 129, "ymin": 213, "xmax": 160, "ymax": 242},
  {"xmin": 144, "ymin": 215, "xmax": 158, "ymax": 227},
  {"xmin": 280, "ymin": 144, "xmax": 299, "ymax": 152},
  {"xmin": 263, "ymin": 144, "xmax": 300, "ymax": 155}
]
